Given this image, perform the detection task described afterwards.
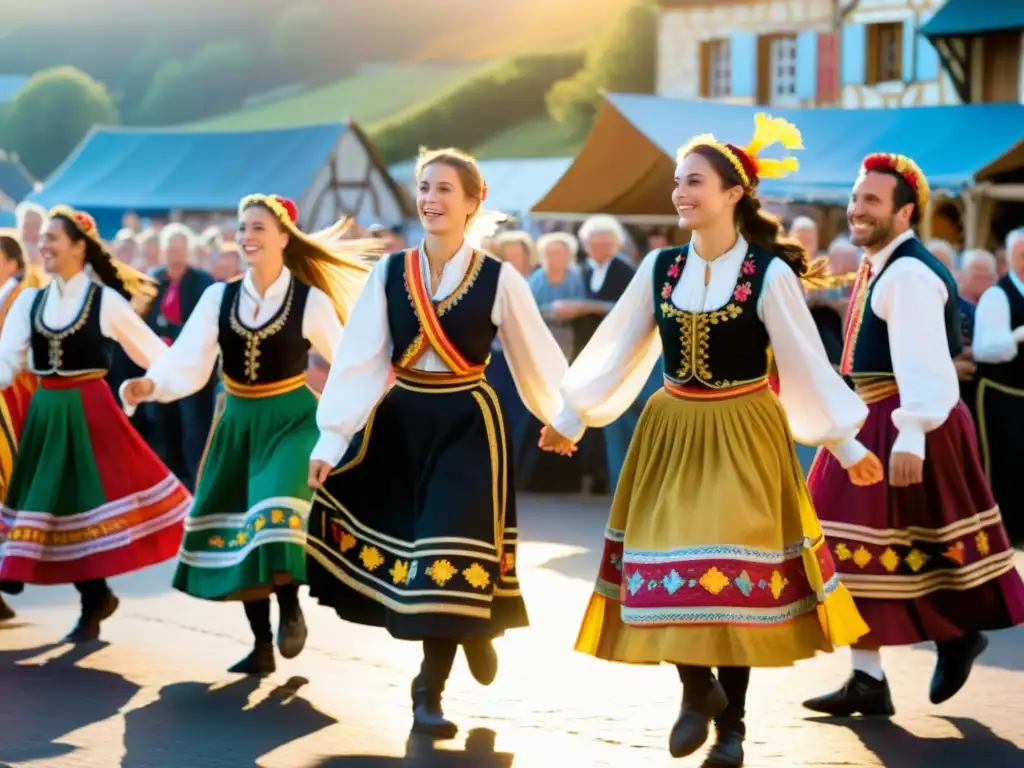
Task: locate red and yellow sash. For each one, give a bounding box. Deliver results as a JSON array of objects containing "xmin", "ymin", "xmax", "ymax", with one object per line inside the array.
[
  {"xmin": 839, "ymin": 259, "xmax": 872, "ymax": 376},
  {"xmin": 399, "ymin": 248, "xmax": 487, "ymax": 378}
]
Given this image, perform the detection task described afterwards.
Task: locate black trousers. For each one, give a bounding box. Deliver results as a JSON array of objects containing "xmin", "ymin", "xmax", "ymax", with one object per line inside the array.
[
  {"xmin": 676, "ymin": 665, "xmax": 751, "ymax": 736},
  {"xmin": 242, "ymin": 584, "xmax": 301, "ymax": 644}
]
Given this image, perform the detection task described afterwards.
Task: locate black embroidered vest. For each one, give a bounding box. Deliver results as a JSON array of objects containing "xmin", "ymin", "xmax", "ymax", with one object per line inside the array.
[
  {"xmin": 218, "ymin": 277, "xmax": 311, "ymax": 383},
  {"xmin": 654, "ymin": 245, "xmax": 773, "ymax": 389},
  {"xmin": 848, "ymin": 238, "xmax": 962, "ymax": 376},
  {"xmin": 976, "ymin": 275, "xmax": 1024, "ymax": 389},
  {"xmin": 29, "ymin": 281, "xmax": 112, "ymax": 374},
  {"xmin": 385, "ymin": 250, "xmax": 501, "ymax": 368}
]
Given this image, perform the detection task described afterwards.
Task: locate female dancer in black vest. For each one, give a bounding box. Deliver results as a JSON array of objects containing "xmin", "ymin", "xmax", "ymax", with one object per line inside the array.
[
  {"xmin": 540, "ymin": 116, "xmax": 884, "ymax": 764},
  {"xmin": 306, "ymin": 147, "xmax": 570, "ymax": 738},
  {"xmin": 122, "ymin": 195, "xmax": 373, "ymax": 674},
  {"xmin": 0, "ymin": 206, "xmax": 189, "ymax": 642}
]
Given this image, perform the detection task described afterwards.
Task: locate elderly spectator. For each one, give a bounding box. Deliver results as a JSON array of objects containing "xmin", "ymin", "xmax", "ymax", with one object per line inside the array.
[
  {"xmin": 136, "ymin": 229, "xmax": 161, "ymax": 272},
  {"xmin": 212, "ymin": 243, "xmax": 244, "ymax": 282},
  {"xmin": 14, "ymin": 202, "xmax": 47, "ymax": 283},
  {"xmin": 493, "ymin": 230, "xmax": 539, "ymax": 276},
  {"xmin": 515, "ymin": 231, "xmax": 588, "ymax": 493},
  {"xmin": 122, "ymin": 210, "xmax": 142, "ymax": 233},
  {"xmin": 140, "ymin": 224, "xmax": 216, "ymax": 491},
  {"xmin": 925, "ymin": 238, "xmax": 957, "ymax": 271},
  {"xmin": 950, "ymin": 248, "xmax": 998, "ymax": 420},
  {"xmin": 972, "ymin": 230, "xmax": 1024, "ymax": 545},
  {"xmin": 789, "ymin": 215, "xmax": 822, "ymax": 258},
  {"xmin": 112, "ymin": 228, "xmax": 138, "ymax": 267}
]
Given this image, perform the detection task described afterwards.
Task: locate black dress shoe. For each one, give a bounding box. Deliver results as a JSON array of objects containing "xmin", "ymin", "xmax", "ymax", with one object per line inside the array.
[
  {"xmin": 277, "ymin": 608, "xmax": 307, "ymax": 660},
  {"xmin": 802, "ymin": 671, "xmax": 895, "ymax": 717},
  {"xmin": 229, "ymin": 642, "xmax": 276, "ymax": 675},
  {"xmin": 703, "ymin": 730, "xmax": 744, "ymax": 767},
  {"xmin": 462, "ymin": 638, "xmax": 498, "ymax": 686},
  {"xmin": 0, "ymin": 595, "xmax": 15, "ymax": 621},
  {"xmin": 669, "ymin": 677, "xmax": 728, "ymax": 758},
  {"xmin": 63, "ymin": 593, "xmax": 119, "ymax": 643},
  {"xmin": 931, "ymin": 631, "xmax": 988, "ymax": 704},
  {"xmin": 411, "ymin": 676, "xmax": 458, "ymax": 739}
]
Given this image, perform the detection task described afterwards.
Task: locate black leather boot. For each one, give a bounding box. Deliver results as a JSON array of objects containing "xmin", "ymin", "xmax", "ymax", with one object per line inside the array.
[
  {"xmin": 64, "ymin": 590, "xmax": 119, "ymax": 643},
  {"xmin": 931, "ymin": 630, "xmax": 987, "ymax": 704},
  {"xmin": 411, "ymin": 675, "xmax": 459, "ymax": 739},
  {"xmin": 0, "ymin": 595, "xmax": 15, "ymax": 621},
  {"xmin": 229, "ymin": 642, "xmax": 276, "ymax": 676},
  {"xmin": 802, "ymin": 671, "xmax": 895, "ymax": 717},
  {"xmin": 462, "ymin": 638, "xmax": 498, "ymax": 686},
  {"xmin": 703, "ymin": 729, "xmax": 744, "ymax": 767},
  {"xmin": 412, "ymin": 639, "xmax": 459, "ymax": 739},
  {"xmin": 276, "ymin": 604, "xmax": 307, "ymax": 660},
  {"xmin": 670, "ymin": 668, "xmax": 728, "ymax": 758}
]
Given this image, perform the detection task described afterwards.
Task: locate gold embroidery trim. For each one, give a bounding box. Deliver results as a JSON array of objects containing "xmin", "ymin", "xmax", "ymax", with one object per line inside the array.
[
  {"xmin": 32, "ymin": 282, "xmax": 98, "ymax": 372},
  {"xmin": 229, "ymin": 277, "xmax": 295, "ymax": 383},
  {"xmin": 660, "ymin": 300, "xmax": 763, "ymax": 389},
  {"xmin": 397, "ymin": 249, "xmax": 487, "ymax": 367},
  {"xmin": 223, "ymin": 372, "xmax": 307, "ymax": 398}
]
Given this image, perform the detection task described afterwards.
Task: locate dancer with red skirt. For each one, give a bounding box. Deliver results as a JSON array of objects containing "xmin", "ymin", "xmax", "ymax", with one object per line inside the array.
[
  {"xmin": 804, "ymin": 155, "xmax": 1024, "ymax": 715},
  {"xmin": 0, "ymin": 206, "xmax": 190, "ymax": 641}
]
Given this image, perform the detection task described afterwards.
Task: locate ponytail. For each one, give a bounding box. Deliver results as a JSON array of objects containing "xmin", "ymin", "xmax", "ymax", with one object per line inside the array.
[{"xmin": 735, "ymin": 195, "xmax": 831, "ymax": 286}]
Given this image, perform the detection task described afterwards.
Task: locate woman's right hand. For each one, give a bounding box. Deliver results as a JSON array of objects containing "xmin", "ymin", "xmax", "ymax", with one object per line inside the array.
[
  {"xmin": 538, "ymin": 425, "xmax": 577, "ymax": 457},
  {"xmin": 308, "ymin": 460, "xmax": 332, "ymax": 489},
  {"xmin": 847, "ymin": 451, "xmax": 884, "ymax": 486},
  {"xmin": 121, "ymin": 377, "xmax": 155, "ymax": 406}
]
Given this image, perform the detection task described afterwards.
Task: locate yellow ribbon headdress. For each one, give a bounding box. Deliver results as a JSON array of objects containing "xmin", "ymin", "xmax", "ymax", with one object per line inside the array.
[
  {"xmin": 677, "ymin": 113, "xmax": 804, "ymax": 189},
  {"xmin": 48, "ymin": 205, "xmax": 157, "ymax": 302}
]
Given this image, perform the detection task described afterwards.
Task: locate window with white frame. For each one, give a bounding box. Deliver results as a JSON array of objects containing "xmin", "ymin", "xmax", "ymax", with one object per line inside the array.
[
  {"xmin": 701, "ymin": 39, "xmax": 732, "ymax": 97},
  {"xmin": 770, "ymin": 36, "xmax": 798, "ymax": 103}
]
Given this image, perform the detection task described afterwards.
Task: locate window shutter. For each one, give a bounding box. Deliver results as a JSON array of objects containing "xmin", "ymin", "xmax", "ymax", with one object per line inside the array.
[
  {"xmin": 730, "ymin": 33, "xmax": 757, "ymax": 97},
  {"xmin": 841, "ymin": 24, "xmax": 867, "ymax": 85},
  {"xmin": 816, "ymin": 33, "xmax": 838, "ymax": 104},
  {"xmin": 796, "ymin": 31, "xmax": 819, "ymax": 99}
]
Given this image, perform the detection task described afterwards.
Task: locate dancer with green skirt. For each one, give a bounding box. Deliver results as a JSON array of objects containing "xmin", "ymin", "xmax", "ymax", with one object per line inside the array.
[{"xmin": 122, "ymin": 194, "xmax": 374, "ymax": 674}]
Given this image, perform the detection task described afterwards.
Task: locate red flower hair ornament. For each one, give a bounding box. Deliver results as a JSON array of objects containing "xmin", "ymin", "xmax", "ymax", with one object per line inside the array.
[
  {"xmin": 860, "ymin": 153, "xmax": 930, "ymax": 213},
  {"xmin": 238, "ymin": 194, "xmax": 300, "ymax": 229}
]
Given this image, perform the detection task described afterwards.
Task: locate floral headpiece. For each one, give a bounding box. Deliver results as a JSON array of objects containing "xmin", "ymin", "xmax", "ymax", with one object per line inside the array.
[
  {"xmin": 48, "ymin": 204, "xmax": 156, "ymax": 300},
  {"xmin": 860, "ymin": 153, "xmax": 930, "ymax": 214},
  {"xmin": 677, "ymin": 113, "xmax": 804, "ymax": 190},
  {"xmin": 239, "ymin": 194, "xmax": 300, "ymax": 230}
]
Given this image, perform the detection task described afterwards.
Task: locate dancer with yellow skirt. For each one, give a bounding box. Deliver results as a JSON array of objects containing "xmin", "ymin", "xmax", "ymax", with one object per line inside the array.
[{"xmin": 540, "ymin": 116, "xmax": 883, "ymax": 766}]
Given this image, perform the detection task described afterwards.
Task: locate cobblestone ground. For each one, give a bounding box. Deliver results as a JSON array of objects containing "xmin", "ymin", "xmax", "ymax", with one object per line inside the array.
[{"xmin": 0, "ymin": 494, "xmax": 1021, "ymax": 767}]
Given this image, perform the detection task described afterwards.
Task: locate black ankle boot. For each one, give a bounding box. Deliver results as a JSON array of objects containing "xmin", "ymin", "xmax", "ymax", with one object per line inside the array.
[
  {"xmin": 462, "ymin": 638, "xmax": 498, "ymax": 686},
  {"xmin": 703, "ymin": 728, "xmax": 744, "ymax": 767},
  {"xmin": 802, "ymin": 671, "xmax": 895, "ymax": 717},
  {"xmin": 0, "ymin": 595, "xmax": 15, "ymax": 621},
  {"xmin": 669, "ymin": 676, "xmax": 728, "ymax": 758},
  {"xmin": 411, "ymin": 675, "xmax": 458, "ymax": 739},
  {"xmin": 229, "ymin": 642, "xmax": 276, "ymax": 676},
  {"xmin": 277, "ymin": 605, "xmax": 307, "ymax": 660},
  {"xmin": 63, "ymin": 592, "xmax": 119, "ymax": 643},
  {"xmin": 931, "ymin": 631, "xmax": 987, "ymax": 704}
]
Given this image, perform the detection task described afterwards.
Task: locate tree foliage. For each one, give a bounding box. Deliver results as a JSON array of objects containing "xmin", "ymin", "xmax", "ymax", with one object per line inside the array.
[
  {"xmin": 1, "ymin": 67, "xmax": 119, "ymax": 179},
  {"xmin": 546, "ymin": 0, "xmax": 657, "ymax": 137},
  {"xmin": 369, "ymin": 51, "xmax": 584, "ymax": 164},
  {"xmin": 130, "ymin": 40, "xmax": 264, "ymax": 125}
]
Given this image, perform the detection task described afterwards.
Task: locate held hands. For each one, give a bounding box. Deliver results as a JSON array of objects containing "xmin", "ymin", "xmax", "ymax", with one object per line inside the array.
[
  {"xmin": 308, "ymin": 460, "xmax": 332, "ymax": 489},
  {"xmin": 846, "ymin": 451, "xmax": 884, "ymax": 486},
  {"xmin": 121, "ymin": 377, "xmax": 155, "ymax": 406},
  {"xmin": 538, "ymin": 425, "xmax": 577, "ymax": 457},
  {"xmin": 889, "ymin": 451, "xmax": 924, "ymax": 487}
]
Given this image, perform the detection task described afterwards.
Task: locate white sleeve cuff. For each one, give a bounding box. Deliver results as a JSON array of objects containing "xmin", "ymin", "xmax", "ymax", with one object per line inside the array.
[
  {"xmin": 551, "ymin": 407, "xmax": 586, "ymax": 442},
  {"xmin": 891, "ymin": 424, "xmax": 926, "ymax": 460},
  {"xmin": 310, "ymin": 433, "xmax": 349, "ymax": 468},
  {"xmin": 1012, "ymin": 325, "xmax": 1024, "ymax": 343},
  {"xmin": 827, "ymin": 437, "xmax": 869, "ymax": 469}
]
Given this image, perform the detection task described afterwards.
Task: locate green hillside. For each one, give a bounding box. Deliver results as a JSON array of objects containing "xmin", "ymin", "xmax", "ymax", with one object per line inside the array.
[
  {"xmin": 186, "ymin": 62, "xmax": 485, "ymax": 130},
  {"xmin": 473, "ymin": 117, "xmax": 585, "ymax": 159}
]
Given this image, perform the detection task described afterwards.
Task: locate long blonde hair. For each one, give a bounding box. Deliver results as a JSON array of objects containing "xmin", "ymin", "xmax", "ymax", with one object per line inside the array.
[{"xmin": 238, "ymin": 195, "xmax": 377, "ymax": 324}]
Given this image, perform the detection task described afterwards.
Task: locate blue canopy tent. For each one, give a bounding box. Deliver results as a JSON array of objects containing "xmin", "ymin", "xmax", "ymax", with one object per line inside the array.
[
  {"xmin": 0, "ymin": 75, "xmax": 27, "ymax": 103},
  {"xmin": 0, "ymin": 155, "xmax": 35, "ymax": 204},
  {"xmin": 532, "ymin": 93, "xmax": 1024, "ymax": 222},
  {"xmin": 27, "ymin": 122, "xmax": 413, "ymax": 239}
]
